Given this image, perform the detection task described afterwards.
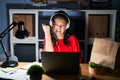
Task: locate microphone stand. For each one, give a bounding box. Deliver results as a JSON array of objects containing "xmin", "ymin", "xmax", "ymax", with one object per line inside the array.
[{"xmin": 0, "ymin": 22, "xmax": 18, "ymax": 68}]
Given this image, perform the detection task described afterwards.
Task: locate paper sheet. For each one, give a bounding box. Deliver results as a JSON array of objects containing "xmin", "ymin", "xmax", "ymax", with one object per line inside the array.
[{"xmin": 0, "ymin": 62, "xmax": 42, "ymax": 80}]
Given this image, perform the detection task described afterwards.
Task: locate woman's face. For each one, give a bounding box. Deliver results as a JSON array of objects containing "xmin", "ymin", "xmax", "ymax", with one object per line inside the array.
[{"xmin": 52, "ymin": 17, "xmax": 67, "ymax": 39}]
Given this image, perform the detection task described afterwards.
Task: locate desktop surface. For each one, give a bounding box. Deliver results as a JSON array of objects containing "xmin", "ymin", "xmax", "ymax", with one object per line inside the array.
[{"xmin": 0, "ymin": 62, "xmax": 120, "ymax": 80}]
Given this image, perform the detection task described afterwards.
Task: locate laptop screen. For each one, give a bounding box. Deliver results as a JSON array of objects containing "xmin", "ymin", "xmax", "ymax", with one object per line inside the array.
[{"xmin": 41, "ymin": 52, "xmax": 80, "ymax": 74}]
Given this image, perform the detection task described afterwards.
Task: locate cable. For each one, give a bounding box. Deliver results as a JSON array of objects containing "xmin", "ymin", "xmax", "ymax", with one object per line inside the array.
[{"xmin": 56, "ymin": 41, "xmax": 60, "ymax": 52}]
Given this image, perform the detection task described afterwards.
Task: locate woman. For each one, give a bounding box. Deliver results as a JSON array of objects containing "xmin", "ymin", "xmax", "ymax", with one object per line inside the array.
[{"xmin": 42, "ymin": 10, "xmax": 82, "ymax": 62}]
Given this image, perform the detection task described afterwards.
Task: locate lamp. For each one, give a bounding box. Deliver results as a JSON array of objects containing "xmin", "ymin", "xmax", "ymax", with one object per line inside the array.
[
  {"xmin": 0, "ymin": 21, "xmax": 29, "ymax": 68},
  {"xmin": 15, "ymin": 21, "xmax": 29, "ymax": 39}
]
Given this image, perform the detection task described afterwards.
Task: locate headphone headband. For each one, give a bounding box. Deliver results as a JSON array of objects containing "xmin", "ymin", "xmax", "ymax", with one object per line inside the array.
[{"xmin": 49, "ymin": 12, "xmax": 70, "ymax": 29}]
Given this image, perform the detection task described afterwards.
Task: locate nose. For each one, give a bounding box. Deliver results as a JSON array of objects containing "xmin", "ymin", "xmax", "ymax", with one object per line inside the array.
[{"xmin": 57, "ymin": 25, "xmax": 62, "ymax": 29}]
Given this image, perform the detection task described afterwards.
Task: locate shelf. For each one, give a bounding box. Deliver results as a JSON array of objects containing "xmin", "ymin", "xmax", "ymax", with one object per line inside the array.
[
  {"xmin": 9, "ymin": 9, "xmax": 117, "ymax": 63},
  {"xmin": 11, "ymin": 37, "xmax": 38, "ymax": 43}
]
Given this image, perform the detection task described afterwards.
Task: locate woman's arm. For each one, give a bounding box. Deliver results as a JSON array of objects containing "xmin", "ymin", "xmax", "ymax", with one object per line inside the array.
[{"xmin": 42, "ymin": 24, "xmax": 54, "ymax": 52}]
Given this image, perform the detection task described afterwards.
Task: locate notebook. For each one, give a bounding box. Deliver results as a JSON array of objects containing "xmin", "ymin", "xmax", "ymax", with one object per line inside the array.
[{"xmin": 41, "ymin": 52, "xmax": 80, "ymax": 74}]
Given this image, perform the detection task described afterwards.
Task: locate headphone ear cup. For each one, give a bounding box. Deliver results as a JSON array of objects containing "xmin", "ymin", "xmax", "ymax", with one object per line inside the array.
[
  {"xmin": 49, "ymin": 20, "xmax": 52, "ymax": 27},
  {"xmin": 66, "ymin": 23, "xmax": 70, "ymax": 29}
]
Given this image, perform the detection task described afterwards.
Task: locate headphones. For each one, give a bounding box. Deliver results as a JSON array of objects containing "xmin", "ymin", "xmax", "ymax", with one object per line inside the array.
[{"xmin": 49, "ymin": 11, "xmax": 70, "ymax": 29}]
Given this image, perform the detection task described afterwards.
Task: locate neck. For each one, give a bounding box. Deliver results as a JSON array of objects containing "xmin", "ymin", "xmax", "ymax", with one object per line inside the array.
[{"xmin": 57, "ymin": 35, "xmax": 64, "ymax": 39}]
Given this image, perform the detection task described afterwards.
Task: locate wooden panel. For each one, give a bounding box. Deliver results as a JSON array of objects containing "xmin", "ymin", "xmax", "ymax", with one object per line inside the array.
[
  {"xmin": 100, "ymin": 16, "xmax": 108, "ymax": 37},
  {"xmin": 13, "ymin": 14, "xmax": 35, "ymax": 37},
  {"xmin": 25, "ymin": 15, "xmax": 35, "ymax": 36},
  {"xmin": 88, "ymin": 15, "xmax": 109, "ymax": 38}
]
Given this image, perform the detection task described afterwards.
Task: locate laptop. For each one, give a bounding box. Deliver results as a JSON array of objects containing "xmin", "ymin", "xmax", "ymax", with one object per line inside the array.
[{"xmin": 41, "ymin": 52, "xmax": 80, "ymax": 74}]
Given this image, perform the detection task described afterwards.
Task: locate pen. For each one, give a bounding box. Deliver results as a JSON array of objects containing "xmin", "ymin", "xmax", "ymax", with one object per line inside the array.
[
  {"xmin": 20, "ymin": 68, "xmax": 26, "ymax": 70},
  {"xmin": 9, "ymin": 71, "xmax": 17, "ymax": 75}
]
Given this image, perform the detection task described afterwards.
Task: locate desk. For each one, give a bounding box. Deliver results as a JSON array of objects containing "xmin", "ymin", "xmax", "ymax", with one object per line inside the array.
[{"xmin": 0, "ymin": 62, "xmax": 120, "ymax": 80}]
